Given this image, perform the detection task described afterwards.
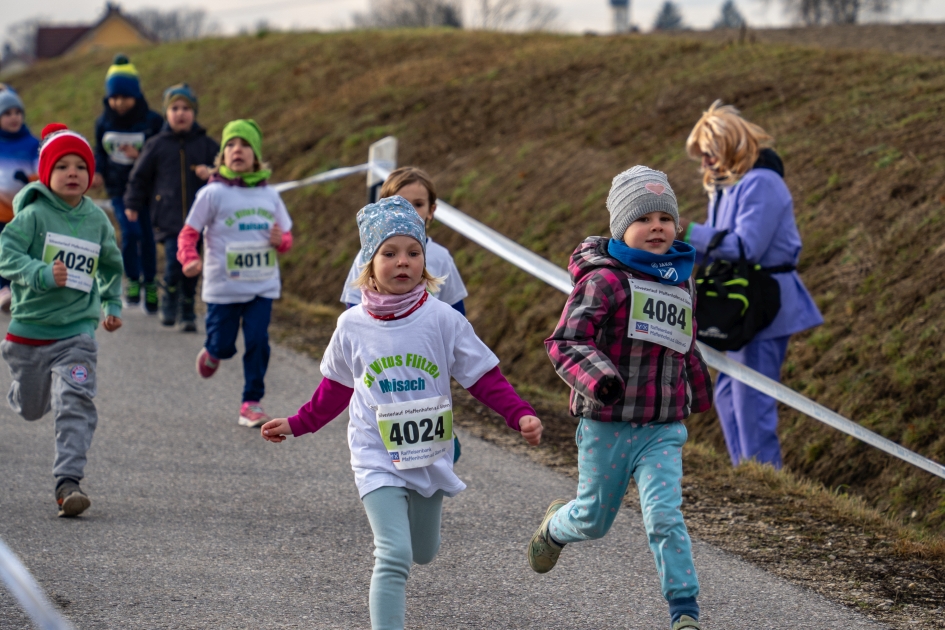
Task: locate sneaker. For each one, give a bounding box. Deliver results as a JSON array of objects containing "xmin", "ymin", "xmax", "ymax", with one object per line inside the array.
[
  {"xmin": 0, "ymin": 286, "xmax": 11, "ymax": 313},
  {"xmin": 672, "ymin": 616, "xmax": 701, "ymax": 630},
  {"xmin": 527, "ymin": 498, "xmax": 569, "ymax": 574},
  {"xmin": 143, "ymin": 282, "xmax": 159, "ymax": 315},
  {"xmin": 55, "ymin": 479, "xmax": 91, "ymax": 518},
  {"xmin": 238, "ymin": 401, "xmax": 270, "ymax": 428},
  {"xmin": 160, "ymin": 287, "xmax": 178, "ymax": 327},
  {"xmin": 196, "ymin": 348, "xmax": 219, "ymax": 379},
  {"xmin": 124, "ymin": 280, "xmax": 141, "ymax": 306},
  {"xmin": 180, "ymin": 297, "xmax": 197, "ymax": 333}
]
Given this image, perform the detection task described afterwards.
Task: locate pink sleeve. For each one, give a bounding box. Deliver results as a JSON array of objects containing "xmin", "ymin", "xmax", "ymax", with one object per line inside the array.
[
  {"xmin": 466, "ymin": 366, "xmax": 535, "ymax": 432},
  {"xmin": 276, "ymin": 230, "xmax": 293, "ymax": 254},
  {"xmin": 288, "ymin": 378, "xmax": 354, "ymax": 437},
  {"xmin": 177, "ymin": 225, "xmax": 201, "ymax": 266}
]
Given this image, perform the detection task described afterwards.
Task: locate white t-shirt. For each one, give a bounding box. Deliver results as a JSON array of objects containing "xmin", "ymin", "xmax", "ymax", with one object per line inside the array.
[
  {"xmin": 340, "ymin": 237, "xmax": 468, "ymax": 307},
  {"xmin": 185, "ymin": 181, "xmax": 293, "ymax": 304},
  {"xmin": 321, "ymin": 297, "xmax": 499, "ymax": 499}
]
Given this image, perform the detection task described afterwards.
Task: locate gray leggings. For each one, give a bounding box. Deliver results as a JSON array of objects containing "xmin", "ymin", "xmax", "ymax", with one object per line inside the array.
[
  {"xmin": 361, "ymin": 486, "xmax": 444, "ymax": 630},
  {"xmin": 1, "ymin": 334, "xmax": 98, "ymax": 482}
]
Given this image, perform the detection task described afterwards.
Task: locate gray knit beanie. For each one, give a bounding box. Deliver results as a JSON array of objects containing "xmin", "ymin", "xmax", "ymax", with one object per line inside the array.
[
  {"xmin": 606, "ymin": 166, "xmax": 679, "ymax": 240},
  {"xmin": 0, "ymin": 86, "xmax": 25, "ymax": 117}
]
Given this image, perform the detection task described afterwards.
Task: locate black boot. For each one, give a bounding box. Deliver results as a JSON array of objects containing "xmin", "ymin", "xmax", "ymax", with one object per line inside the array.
[
  {"xmin": 160, "ymin": 286, "xmax": 179, "ymax": 327},
  {"xmin": 180, "ymin": 297, "xmax": 197, "ymax": 333}
]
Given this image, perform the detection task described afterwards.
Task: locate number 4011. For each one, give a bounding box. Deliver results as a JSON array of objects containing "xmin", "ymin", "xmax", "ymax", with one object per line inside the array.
[{"xmin": 388, "ymin": 416, "xmax": 447, "ymax": 445}]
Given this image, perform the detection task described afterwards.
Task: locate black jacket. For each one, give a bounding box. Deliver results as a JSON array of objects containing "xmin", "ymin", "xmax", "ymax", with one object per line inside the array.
[
  {"xmin": 124, "ymin": 122, "xmax": 220, "ymax": 241},
  {"xmin": 94, "ymin": 97, "xmax": 164, "ymax": 198}
]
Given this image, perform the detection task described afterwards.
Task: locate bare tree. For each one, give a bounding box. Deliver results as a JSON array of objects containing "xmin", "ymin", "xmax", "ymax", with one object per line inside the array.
[
  {"xmin": 353, "ymin": 0, "xmax": 463, "ymax": 28},
  {"xmin": 714, "ymin": 0, "xmax": 747, "ymax": 28},
  {"xmin": 477, "ymin": 0, "xmax": 560, "ymax": 31},
  {"xmin": 653, "ymin": 1, "xmax": 686, "ymax": 30},
  {"xmin": 771, "ymin": 0, "xmax": 898, "ymax": 25},
  {"xmin": 130, "ymin": 7, "xmax": 220, "ymax": 42}
]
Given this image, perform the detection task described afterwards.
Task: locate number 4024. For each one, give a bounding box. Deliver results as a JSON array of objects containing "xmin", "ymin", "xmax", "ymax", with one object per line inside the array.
[{"xmin": 388, "ymin": 416, "xmax": 447, "ymax": 446}]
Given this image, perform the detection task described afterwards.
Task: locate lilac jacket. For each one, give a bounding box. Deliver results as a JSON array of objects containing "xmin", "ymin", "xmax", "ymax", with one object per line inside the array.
[{"xmin": 688, "ymin": 159, "xmax": 823, "ymax": 340}]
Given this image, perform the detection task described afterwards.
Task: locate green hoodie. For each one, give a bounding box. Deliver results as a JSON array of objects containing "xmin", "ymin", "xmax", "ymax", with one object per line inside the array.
[{"xmin": 0, "ymin": 182, "xmax": 123, "ymax": 340}]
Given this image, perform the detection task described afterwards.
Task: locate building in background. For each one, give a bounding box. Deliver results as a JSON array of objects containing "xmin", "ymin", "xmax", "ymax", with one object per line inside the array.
[
  {"xmin": 611, "ymin": 0, "xmax": 631, "ymax": 33},
  {"xmin": 35, "ymin": 3, "xmax": 154, "ymax": 61}
]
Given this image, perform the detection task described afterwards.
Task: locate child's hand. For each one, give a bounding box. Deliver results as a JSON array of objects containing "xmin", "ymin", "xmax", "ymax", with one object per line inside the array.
[
  {"xmin": 194, "ymin": 165, "xmax": 211, "ymax": 180},
  {"xmin": 520, "ymin": 415, "xmax": 543, "ymax": 446},
  {"xmin": 125, "ymin": 208, "xmax": 139, "ymax": 222},
  {"xmin": 183, "ymin": 259, "xmax": 202, "ymax": 278},
  {"xmin": 269, "ymin": 224, "xmax": 283, "ymax": 248},
  {"xmin": 119, "ymin": 144, "xmax": 139, "ymax": 160},
  {"xmin": 52, "ymin": 260, "xmax": 68, "ymax": 287},
  {"xmin": 261, "ymin": 418, "xmax": 292, "ymax": 443},
  {"xmin": 103, "ymin": 316, "xmax": 122, "ymax": 332}
]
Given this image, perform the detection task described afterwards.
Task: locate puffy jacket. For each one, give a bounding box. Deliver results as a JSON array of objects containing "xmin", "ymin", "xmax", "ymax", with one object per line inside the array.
[
  {"xmin": 123, "ymin": 122, "xmax": 219, "ymax": 241},
  {"xmin": 94, "ymin": 96, "xmax": 164, "ymax": 198},
  {"xmin": 545, "ymin": 236, "xmax": 713, "ymax": 424}
]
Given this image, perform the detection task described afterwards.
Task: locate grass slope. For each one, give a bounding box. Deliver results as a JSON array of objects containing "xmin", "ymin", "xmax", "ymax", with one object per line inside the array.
[{"xmin": 12, "ymin": 29, "xmax": 945, "ymax": 529}]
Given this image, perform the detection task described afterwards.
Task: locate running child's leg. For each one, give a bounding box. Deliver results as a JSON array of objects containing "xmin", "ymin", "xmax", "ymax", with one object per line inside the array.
[
  {"xmin": 631, "ymin": 422, "xmax": 699, "ymax": 621},
  {"xmin": 47, "ymin": 335, "xmax": 99, "ymax": 483},
  {"xmin": 239, "ymin": 297, "xmax": 272, "ymax": 403},
  {"xmin": 113, "ymin": 197, "xmax": 141, "ymax": 283},
  {"xmin": 1, "ymin": 339, "xmax": 54, "ymax": 421},
  {"xmin": 139, "ymin": 206, "xmax": 157, "ymax": 285},
  {"xmin": 407, "ymin": 489, "xmax": 443, "ymax": 565},
  {"xmin": 362, "ymin": 486, "xmax": 436, "ymax": 630},
  {"xmin": 204, "ymin": 303, "xmax": 242, "ymax": 362}
]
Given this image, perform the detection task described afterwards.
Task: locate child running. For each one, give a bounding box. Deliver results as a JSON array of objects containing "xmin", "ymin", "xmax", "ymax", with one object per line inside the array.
[
  {"xmin": 92, "ymin": 54, "xmax": 163, "ymax": 312},
  {"xmin": 261, "ymin": 196, "xmax": 543, "ymax": 630},
  {"xmin": 125, "ymin": 84, "xmax": 219, "ymax": 330},
  {"xmin": 340, "ymin": 166, "xmax": 467, "ymax": 314},
  {"xmin": 178, "ymin": 119, "xmax": 292, "ymax": 427},
  {"xmin": 0, "ymin": 124, "xmax": 123, "ymax": 517},
  {"xmin": 527, "ymin": 167, "xmax": 713, "ymax": 630},
  {"xmin": 0, "ymin": 85, "xmax": 40, "ymax": 313}
]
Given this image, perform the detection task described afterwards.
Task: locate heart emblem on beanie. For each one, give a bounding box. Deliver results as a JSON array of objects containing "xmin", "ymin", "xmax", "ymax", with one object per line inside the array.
[{"xmin": 645, "ymin": 182, "xmax": 666, "ymax": 196}]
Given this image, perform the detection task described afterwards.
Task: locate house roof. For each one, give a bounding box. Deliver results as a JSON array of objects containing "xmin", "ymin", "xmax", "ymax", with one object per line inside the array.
[{"xmin": 35, "ymin": 26, "xmax": 90, "ymax": 59}]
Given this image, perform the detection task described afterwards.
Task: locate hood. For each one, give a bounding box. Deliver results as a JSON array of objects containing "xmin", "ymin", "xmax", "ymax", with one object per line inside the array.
[
  {"xmin": 159, "ymin": 120, "xmax": 208, "ymax": 139},
  {"xmin": 568, "ymin": 236, "xmax": 640, "ymax": 284},
  {"xmin": 101, "ymin": 95, "xmax": 152, "ymax": 127},
  {"xmin": 13, "ymin": 181, "xmax": 97, "ymax": 216},
  {"xmin": 753, "ymin": 148, "xmax": 784, "ymax": 178}
]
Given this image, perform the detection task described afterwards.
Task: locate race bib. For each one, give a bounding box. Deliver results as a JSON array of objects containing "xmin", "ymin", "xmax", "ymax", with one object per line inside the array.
[
  {"xmin": 225, "ymin": 242, "xmax": 277, "ymax": 281},
  {"xmin": 102, "ymin": 131, "xmax": 145, "ymax": 166},
  {"xmin": 42, "ymin": 233, "xmax": 100, "ymax": 293},
  {"xmin": 376, "ymin": 395, "xmax": 453, "ymax": 470},
  {"xmin": 627, "ymin": 278, "xmax": 693, "ymax": 354}
]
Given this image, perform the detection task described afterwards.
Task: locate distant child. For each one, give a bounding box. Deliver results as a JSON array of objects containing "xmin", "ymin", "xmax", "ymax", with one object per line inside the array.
[
  {"xmin": 527, "ymin": 167, "xmax": 713, "ymax": 630},
  {"xmin": 260, "ymin": 196, "xmax": 543, "ymax": 630},
  {"xmin": 0, "ymin": 85, "xmax": 40, "ymax": 313},
  {"xmin": 0, "ymin": 124, "xmax": 123, "ymax": 517},
  {"xmin": 125, "ymin": 84, "xmax": 219, "ymax": 330},
  {"xmin": 178, "ymin": 120, "xmax": 292, "ymax": 427},
  {"xmin": 92, "ymin": 54, "xmax": 163, "ymax": 312},
  {"xmin": 340, "ymin": 166, "xmax": 467, "ymax": 314}
]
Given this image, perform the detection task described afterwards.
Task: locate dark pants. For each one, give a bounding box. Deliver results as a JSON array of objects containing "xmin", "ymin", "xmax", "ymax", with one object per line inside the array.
[
  {"xmin": 113, "ymin": 197, "xmax": 156, "ymax": 283},
  {"xmin": 0, "ymin": 223, "xmax": 8, "ymax": 289},
  {"xmin": 205, "ymin": 297, "xmax": 272, "ymax": 403},
  {"xmin": 161, "ymin": 235, "xmax": 199, "ymax": 299}
]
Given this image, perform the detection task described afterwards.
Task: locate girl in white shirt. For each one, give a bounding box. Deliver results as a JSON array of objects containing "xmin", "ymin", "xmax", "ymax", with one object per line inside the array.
[{"xmin": 262, "ymin": 196, "xmax": 541, "ymax": 630}]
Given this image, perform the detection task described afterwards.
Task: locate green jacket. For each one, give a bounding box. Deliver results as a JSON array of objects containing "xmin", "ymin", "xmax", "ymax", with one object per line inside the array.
[{"xmin": 0, "ymin": 182, "xmax": 123, "ymax": 339}]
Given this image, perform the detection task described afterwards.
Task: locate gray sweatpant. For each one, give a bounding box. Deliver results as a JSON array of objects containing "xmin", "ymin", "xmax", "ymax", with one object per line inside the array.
[{"xmin": 1, "ymin": 334, "xmax": 98, "ymax": 481}]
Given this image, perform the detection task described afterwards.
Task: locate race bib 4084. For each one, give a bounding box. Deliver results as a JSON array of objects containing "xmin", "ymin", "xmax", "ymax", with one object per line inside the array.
[{"xmin": 627, "ymin": 278, "xmax": 693, "ymax": 354}]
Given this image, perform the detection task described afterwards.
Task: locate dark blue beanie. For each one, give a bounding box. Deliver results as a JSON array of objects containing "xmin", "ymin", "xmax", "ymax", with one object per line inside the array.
[{"xmin": 105, "ymin": 54, "xmax": 142, "ymax": 98}]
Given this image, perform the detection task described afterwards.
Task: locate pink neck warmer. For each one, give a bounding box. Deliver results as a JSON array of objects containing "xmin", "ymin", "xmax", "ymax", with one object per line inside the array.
[{"xmin": 361, "ymin": 282, "xmax": 427, "ymax": 319}]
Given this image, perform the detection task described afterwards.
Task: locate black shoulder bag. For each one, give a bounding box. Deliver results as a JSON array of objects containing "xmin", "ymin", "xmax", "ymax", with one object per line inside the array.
[{"xmin": 694, "ymin": 231, "xmax": 791, "ymax": 351}]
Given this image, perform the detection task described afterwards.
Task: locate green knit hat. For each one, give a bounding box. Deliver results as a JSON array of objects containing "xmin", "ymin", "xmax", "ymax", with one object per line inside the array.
[{"xmin": 221, "ymin": 119, "xmax": 263, "ymax": 162}]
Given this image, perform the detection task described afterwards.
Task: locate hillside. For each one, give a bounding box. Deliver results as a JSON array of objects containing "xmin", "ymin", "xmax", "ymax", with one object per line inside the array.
[{"xmin": 10, "ymin": 29, "xmax": 945, "ymax": 532}]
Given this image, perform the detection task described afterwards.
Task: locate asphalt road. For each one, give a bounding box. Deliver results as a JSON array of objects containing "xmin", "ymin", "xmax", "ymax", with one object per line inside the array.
[{"xmin": 0, "ymin": 311, "xmax": 887, "ymax": 629}]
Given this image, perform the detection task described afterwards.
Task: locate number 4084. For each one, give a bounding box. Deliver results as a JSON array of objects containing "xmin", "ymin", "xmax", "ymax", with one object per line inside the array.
[
  {"xmin": 388, "ymin": 416, "xmax": 448, "ymax": 445},
  {"xmin": 641, "ymin": 297, "xmax": 688, "ymax": 330}
]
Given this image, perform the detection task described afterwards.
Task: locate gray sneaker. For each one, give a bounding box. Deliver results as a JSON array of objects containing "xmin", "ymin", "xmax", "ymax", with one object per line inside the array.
[
  {"xmin": 672, "ymin": 615, "xmax": 701, "ymax": 630},
  {"xmin": 56, "ymin": 480, "xmax": 91, "ymax": 518},
  {"xmin": 527, "ymin": 498, "xmax": 568, "ymax": 573}
]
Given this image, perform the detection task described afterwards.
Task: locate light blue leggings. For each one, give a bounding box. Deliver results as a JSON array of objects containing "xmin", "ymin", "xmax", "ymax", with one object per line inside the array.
[
  {"xmin": 549, "ymin": 418, "xmax": 699, "ymax": 602},
  {"xmin": 361, "ymin": 486, "xmax": 444, "ymax": 630}
]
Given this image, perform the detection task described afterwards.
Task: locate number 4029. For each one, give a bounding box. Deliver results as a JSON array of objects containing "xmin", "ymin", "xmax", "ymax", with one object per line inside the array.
[
  {"xmin": 388, "ymin": 416, "xmax": 447, "ymax": 446},
  {"xmin": 53, "ymin": 250, "xmax": 94, "ymax": 274}
]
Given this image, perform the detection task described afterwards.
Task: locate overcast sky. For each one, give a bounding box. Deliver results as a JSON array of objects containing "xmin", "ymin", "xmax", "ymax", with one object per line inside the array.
[{"xmin": 3, "ymin": 0, "xmax": 943, "ymax": 43}]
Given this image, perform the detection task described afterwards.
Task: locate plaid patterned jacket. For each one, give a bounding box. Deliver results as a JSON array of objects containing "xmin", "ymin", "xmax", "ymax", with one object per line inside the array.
[{"xmin": 545, "ymin": 237, "xmax": 713, "ymax": 424}]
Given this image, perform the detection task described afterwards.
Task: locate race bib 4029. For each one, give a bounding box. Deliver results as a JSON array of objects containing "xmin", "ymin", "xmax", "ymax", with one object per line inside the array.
[
  {"xmin": 43, "ymin": 233, "xmax": 100, "ymax": 293},
  {"xmin": 627, "ymin": 278, "xmax": 693, "ymax": 354},
  {"xmin": 376, "ymin": 395, "xmax": 453, "ymax": 470}
]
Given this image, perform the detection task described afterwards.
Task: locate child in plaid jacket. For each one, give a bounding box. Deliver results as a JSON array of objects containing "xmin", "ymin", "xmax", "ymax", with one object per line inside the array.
[{"xmin": 527, "ymin": 166, "xmax": 712, "ymax": 630}]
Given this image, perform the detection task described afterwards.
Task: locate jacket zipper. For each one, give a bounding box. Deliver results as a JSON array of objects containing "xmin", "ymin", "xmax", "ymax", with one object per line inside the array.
[
  {"xmin": 179, "ymin": 144, "xmax": 187, "ymax": 224},
  {"xmin": 652, "ymin": 346, "xmax": 667, "ymax": 419}
]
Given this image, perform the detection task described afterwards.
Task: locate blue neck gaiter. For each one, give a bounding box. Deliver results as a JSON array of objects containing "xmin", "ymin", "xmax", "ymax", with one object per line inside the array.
[
  {"xmin": 607, "ymin": 238, "xmax": 696, "ymax": 285},
  {"xmin": 0, "ymin": 124, "xmax": 31, "ymax": 142}
]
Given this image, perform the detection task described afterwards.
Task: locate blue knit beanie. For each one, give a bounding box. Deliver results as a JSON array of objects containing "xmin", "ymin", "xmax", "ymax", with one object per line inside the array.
[
  {"xmin": 105, "ymin": 54, "xmax": 142, "ymax": 98},
  {"xmin": 0, "ymin": 85, "xmax": 24, "ymax": 116},
  {"xmin": 357, "ymin": 196, "xmax": 426, "ymax": 265},
  {"xmin": 163, "ymin": 83, "xmax": 198, "ymax": 114}
]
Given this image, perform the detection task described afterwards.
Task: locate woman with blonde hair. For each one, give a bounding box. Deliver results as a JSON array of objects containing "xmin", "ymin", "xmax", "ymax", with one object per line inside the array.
[{"xmin": 679, "ymin": 100, "xmax": 822, "ymax": 468}]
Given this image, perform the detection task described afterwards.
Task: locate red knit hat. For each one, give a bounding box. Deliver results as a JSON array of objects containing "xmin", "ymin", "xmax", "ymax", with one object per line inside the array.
[{"xmin": 38, "ymin": 123, "xmax": 95, "ymax": 193}]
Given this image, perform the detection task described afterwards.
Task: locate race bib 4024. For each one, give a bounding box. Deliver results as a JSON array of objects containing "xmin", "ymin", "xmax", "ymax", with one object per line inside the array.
[
  {"xmin": 376, "ymin": 395, "xmax": 453, "ymax": 470},
  {"xmin": 43, "ymin": 233, "xmax": 100, "ymax": 293},
  {"xmin": 628, "ymin": 278, "xmax": 693, "ymax": 354}
]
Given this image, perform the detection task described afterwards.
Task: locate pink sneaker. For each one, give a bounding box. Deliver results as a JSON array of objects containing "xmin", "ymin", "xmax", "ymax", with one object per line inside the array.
[
  {"xmin": 0, "ymin": 286, "xmax": 11, "ymax": 313},
  {"xmin": 196, "ymin": 349, "xmax": 219, "ymax": 379},
  {"xmin": 239, "ymin": 402, "xmax": 270, "ymax": 428}
]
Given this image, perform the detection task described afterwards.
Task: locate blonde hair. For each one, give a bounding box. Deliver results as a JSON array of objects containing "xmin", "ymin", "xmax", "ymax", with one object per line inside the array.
[
  {"xmin": 380, "ymin": 166, "xmax": 437, "ymax": 207},
  {"xmin": 351, "ymin": 250, "xmax": 444, "ymax": 295},
  {"xmin": 686, "ymin": 100, "xmax": 773, "ymax": 191}
]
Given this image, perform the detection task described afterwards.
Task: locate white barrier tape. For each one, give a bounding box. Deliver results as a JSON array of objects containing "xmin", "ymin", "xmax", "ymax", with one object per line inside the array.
[
  {"xmin": 0, "ymin": 538, "xmax": 75, "ymax": 630},
  {"xmin": 273, "ymin": 163, "xmax": 371, "ymax": 193}
]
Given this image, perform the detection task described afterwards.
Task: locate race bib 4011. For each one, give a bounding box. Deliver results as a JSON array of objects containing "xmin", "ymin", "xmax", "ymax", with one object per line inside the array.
[
  {"xmin": 627, "ymin": 278, "xmax": 693, "ymax": 354},
  {"xmin": 225, "ymin": 242, "xmax": 277, "ymax": 281},
  {"xmin": 376, "ymin": 395, "xmax": 453, "ymax": 470},
  {"xmin": 42, "ymin": 233, "xmax": 100, "ymax": 293}
]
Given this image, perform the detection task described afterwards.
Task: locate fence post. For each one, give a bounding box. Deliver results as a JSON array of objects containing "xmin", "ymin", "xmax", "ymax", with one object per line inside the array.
[{"xmin": 367, "ymin": 137, "xmax": 398, "ymax": 203}]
